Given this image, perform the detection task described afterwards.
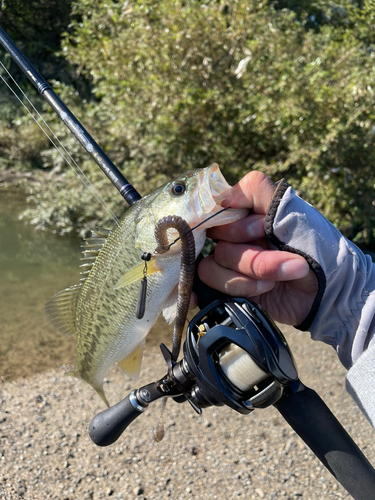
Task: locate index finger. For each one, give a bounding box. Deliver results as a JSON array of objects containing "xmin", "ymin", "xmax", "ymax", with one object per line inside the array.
[{"xmin": 223, "ymin": 171, "xmax": 276, "ymax": 215}]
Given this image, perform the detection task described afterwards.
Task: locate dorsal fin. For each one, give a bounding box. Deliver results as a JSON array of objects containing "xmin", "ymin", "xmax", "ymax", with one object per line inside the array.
[
  {"xmin": 80, "ymin": 228, "xmax": 110, "ymax": 282},
  {"xmin": 44, "ymin": 284, "xmax": 81, "ymax": 337},
  {"xmin": 81, "ymin": 228, "xmax": 109, "ymax": 257},
  {"xmin": 90, "ymin": 228, "xmax": 110, "ymax": 238}
]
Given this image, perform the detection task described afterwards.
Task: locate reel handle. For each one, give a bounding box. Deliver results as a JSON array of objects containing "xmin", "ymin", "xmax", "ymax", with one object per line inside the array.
[{"xmin": 89, "ymin": 391, "xmax": 147, "ymax": 447}]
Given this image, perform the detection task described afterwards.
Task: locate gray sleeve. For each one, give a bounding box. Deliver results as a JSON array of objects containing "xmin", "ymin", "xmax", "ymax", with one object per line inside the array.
[
  {"xmin": 265, "ymin": 180, "xmax": 375, "ymax": 425},
  {"xmin": 346, "ymin": 343, "xmax": 375, "ymax": 428}
]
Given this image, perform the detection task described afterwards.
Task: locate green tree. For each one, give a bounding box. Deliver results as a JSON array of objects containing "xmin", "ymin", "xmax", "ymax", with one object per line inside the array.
[
  {"xmin": 0, "ymin": 0, "xmax": 83, "ymax": 172},
  {"xmin": 2, "ymin": 0, "xmax": 375, "ymax": 247},
  {"xmin": 0, "ymin": 0, "xmax": 74, "ymax": 82},
  {"xmin": 273, "ymin": 0, "xmax": 375, "ymax": 46},
  {"xmin": 58, "ymin": 0, "xmax": 375, "ymax": 243}
]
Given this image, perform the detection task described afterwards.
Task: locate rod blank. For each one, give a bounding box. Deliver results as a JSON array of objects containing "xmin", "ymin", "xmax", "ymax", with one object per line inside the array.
[
  {"xmin": 275, "ymin": 387, "xmax": 375, "ymax": 500},
  {"xmin": 0, "ymin": 25, "xmax": 141, "ymax": 206}
]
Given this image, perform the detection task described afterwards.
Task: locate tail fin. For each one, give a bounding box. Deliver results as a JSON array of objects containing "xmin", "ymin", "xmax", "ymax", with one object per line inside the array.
[{"xmin": 94, "ymin": 386, "xmax": 110, "ymax": 408}]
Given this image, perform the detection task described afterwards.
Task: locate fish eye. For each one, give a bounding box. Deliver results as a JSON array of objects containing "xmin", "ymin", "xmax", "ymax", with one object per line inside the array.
[{"xmin": 171, "ymin": 181, "xmax": 186, "ymax": 196}]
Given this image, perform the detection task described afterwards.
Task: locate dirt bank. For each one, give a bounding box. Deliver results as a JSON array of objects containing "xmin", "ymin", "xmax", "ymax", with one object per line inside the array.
[{"xmin": 0, "ymin": 326, "xmax": 374, "ymax": 500}]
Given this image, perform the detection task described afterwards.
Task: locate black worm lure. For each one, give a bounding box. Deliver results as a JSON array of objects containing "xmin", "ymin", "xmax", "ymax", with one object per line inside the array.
[{"xmin": 136, "ymin": 210, "xmax": 228, "ymax": 442}]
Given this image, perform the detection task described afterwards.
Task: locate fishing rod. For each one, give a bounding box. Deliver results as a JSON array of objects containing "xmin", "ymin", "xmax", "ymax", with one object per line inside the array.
[
  {"xmin": 0, "ymin": 25, "xmax": 141, "ymax": 207},
  {"xmin": 1, "ymin": 26, "xmax": 375, "ymax": 499}
]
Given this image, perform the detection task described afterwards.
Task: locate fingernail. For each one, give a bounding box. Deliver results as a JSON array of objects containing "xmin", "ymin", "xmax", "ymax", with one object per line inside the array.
[
  {"xmin": 256, "ymin": 280, "xmax": 275, "ymax": 294},
  {"xmin": 279, "ymin": 260, "xmax": 309, "ymax": 280},
  {"xmin": 246, "ymin": 218, "xmax": 264, "ymax": 239}
]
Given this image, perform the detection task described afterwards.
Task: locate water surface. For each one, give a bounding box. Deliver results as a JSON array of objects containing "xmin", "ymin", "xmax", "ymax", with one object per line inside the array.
[
  {"xmin": 0, "ymin": 188, "xmax": 81, "ymax": 381},
  {"xmin": 0, "ymin": 188, "xmax": 174, "ymax": 382}
]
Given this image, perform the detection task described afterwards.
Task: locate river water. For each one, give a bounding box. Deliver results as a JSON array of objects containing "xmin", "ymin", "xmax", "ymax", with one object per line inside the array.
[
  {"xmin": 0, "ymin": 188, "xmax": 80, "ymax": 381},
  {"xmin": 0, "ymin": 188, "xmax": 173, "ymax": 382}
]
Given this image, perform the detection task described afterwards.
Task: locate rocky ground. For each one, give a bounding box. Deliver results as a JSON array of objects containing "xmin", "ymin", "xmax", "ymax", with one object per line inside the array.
[{"xmin": 1, "ymin": 326, "xmax": 374, "ymax": 500}]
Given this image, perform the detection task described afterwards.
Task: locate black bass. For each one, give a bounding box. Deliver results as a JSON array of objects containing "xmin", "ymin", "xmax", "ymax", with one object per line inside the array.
[{"xmin": 45, "ymin": 164, "xmax": 247, "ymax": 405}]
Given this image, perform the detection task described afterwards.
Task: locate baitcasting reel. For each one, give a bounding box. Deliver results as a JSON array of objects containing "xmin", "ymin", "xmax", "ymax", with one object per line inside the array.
[
  {"xmin": 88, "ymin": 300, "xmax": 375, "ymax": 500},
  {"xmin": 89, "ymin": 298, "xmax": 299, "ymax": 447}
]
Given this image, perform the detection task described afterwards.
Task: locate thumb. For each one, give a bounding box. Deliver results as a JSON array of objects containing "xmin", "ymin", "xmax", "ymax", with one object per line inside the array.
[{"xmin": 223, "ymin": 171, "xmax": 276, "ymax": 215}]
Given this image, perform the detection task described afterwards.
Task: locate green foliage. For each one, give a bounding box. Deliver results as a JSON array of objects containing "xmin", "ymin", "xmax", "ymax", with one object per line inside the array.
[
  {"xmin": 273, "ymin": 0, "xmax": 375, "ymax": 46},
  {"xmin": 331, "ymin": 0, "xmax": 375, "ymax": 46},
  {"xmin": 0, "ymin": 0, "xmax": 73, "ymax": 82},
  {"xmin": 0, "ymin": 0, "xmax": 83, "ymax": 172},
  {"xmin": 2, "ymin": 0, "xmax": 375, "ymax": 246},
  {"xmin": 14, "ymin": 85, "xmax": 127, "ymax": 235}
]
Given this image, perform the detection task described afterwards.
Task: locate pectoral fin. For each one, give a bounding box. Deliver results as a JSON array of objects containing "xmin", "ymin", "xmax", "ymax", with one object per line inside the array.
[
  {"xmin": 117, "ymin": 342, "xmax": 145, "ymax": 379},
  {"xmin": 114, "ymin": 259, "xmax": 161, "ymax": 289}
]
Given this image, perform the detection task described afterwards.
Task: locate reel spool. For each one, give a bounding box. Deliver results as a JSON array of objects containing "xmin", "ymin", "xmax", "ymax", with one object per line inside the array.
[
  {"xmin": 219, "ymin": 344, "xmax": 269, "ymax": 391},
  {"xmin": 182, "ymin": 298, "xmax": 299, "ymax": 413}
]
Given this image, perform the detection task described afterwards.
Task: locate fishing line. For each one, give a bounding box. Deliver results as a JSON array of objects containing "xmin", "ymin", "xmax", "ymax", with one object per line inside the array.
[
  {"xmin": 142, "ymin": 207, "xmax": 231, "ymax": 284},
  {"xmin": 0, "ymin": 61, "xmax": 120, "ymax": 227},
  {"xmin": 157, "ymin": 206, "xmax": 231, "ymax": 252}
]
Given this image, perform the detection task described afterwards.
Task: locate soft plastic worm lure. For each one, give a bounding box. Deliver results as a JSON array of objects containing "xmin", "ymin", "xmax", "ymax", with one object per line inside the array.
[
  {"xmin": 152, "ymin": 215, "xmax": 196, "ymax": 442},
  {"xmin": 154, "ymin": 215, "xmax": 196, "ymax": 362}
]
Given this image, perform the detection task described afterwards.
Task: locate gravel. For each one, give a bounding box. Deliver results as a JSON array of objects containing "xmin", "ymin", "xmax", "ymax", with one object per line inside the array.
[{"xmin": 1, "ymin": 326, "xmax": 374, "ymax": 500}]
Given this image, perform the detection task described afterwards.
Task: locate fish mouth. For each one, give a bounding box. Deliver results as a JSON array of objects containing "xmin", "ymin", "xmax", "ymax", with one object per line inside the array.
[
  {"xmin": 191, "ymin": 163, "xmax": 248, "ymax": 230},
  {"xmin": 200, "ymin": 163, "xmax": 231, "ymax": 207},
  {"xmin": 189, "ymin": 163, "xmax": 228, "ymax": 219}
]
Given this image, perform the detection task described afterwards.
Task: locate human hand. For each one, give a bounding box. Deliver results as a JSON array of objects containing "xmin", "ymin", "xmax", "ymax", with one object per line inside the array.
[{"xmin": 198, "ymin": 171, "xmax": 318, "ymax": 326}]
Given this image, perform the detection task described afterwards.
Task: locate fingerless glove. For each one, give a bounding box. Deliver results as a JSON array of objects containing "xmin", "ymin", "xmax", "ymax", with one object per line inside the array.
[{"xmin": 265, "ymin": 180, "xmax": 375, "ymax": 426}]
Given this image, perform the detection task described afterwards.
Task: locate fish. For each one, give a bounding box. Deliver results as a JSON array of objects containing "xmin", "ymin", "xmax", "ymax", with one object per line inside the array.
[{"xmin": 44, "ymin": 163, "xmax": 248, "ymax": 406}]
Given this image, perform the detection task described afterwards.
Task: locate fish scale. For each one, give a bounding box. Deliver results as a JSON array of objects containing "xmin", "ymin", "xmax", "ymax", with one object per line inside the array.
[{"xmin": 45, "ymin": 164, "xmax": 248, "ymax": 406}]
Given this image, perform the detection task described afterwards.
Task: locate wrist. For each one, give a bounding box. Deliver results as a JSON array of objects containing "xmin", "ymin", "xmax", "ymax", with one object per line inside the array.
[
  {"xmin": 264, "ymin": 180, "xmax": 326, "ymax": 331},
  {"xmin": 264, "ymin": 180, "xmax": 375, "ymax": 368}
]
